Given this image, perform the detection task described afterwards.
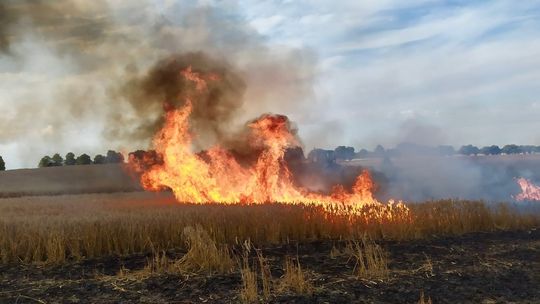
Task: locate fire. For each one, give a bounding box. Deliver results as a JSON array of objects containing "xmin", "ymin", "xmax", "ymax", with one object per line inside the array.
[
  {"xmin": 132, "ymin": 66, "xmax": 405, "ymax": 213},
  {"xmin": 515, "ymin": 178, "xmax": 540, "ymax": 201}
]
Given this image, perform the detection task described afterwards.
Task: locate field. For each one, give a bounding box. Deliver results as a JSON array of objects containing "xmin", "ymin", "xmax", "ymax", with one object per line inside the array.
[
  {"xmin": 0, "ymin": 165, "xmax": 539, "ymax": 303},
  {"xmin": 0, "ymin": 164, "xmax": 140, "ymax": 198}
]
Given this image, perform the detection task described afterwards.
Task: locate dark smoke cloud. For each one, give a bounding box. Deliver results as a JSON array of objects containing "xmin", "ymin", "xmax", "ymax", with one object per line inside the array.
[
  {"xmin": 0, "ymin": 0, "xmax": 316, "ymax": 168},
  {"xmin": 111, "ymin": 52, "xmax": 246, "ymax": 148},
  {"xmin": 0, "ymin": 0, "xmax": 112, "ymax": 57},
  {"xmin": 0, "ymin": 2, "xmax": 13, "ymax": 53}
]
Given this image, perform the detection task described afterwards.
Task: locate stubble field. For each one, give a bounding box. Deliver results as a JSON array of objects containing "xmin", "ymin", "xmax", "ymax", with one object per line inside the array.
[{"xmin": 0, "ymin": 165, "xmax": 539, "ymax": 303}]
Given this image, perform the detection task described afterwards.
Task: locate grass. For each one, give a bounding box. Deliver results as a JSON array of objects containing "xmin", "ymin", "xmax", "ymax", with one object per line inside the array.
[
  {"xmin": 175, "ymin": 225, "xmax": 235, "ymax": 274},
  {"xmin": 238, "ymin": 243, "xmax": 312, "ymax": 302},
  {"xmin": 239, "ymin": 251, "xmax": 259, "ymax": 303},
  {"xmin": 0, "ymin": 192, "xmax": 539, "ymax": 264},
  {"xmin": 418, "ymin": 291, "xmax": 433, "ymax": 304},
  {"xmin": 278, "ymin": 256, "xmax": 313, "ymax": 295},
  {"xmin": 345, "ymin": 236, "xmax": 389, "ymax": 280}
]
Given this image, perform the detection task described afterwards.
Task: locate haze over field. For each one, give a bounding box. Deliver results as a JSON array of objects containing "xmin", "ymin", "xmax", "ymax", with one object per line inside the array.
[{"xmin": 0, "ymin": 0, "xmax": 539, "ymax": 170}]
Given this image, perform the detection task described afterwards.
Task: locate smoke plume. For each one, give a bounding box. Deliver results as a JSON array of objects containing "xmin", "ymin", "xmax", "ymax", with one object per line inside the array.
[
  {"xmin": 0, "ymin": 0, "xmax": 315, "ymax": 168},
  {"xmin": 111, "ymin": 52, "xmax": 247, "ymax": 149}
]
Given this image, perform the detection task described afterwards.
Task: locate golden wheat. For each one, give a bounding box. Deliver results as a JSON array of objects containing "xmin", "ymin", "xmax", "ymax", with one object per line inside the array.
[
  {"xmin": 0, "ymin": 192, "xmax": 538, "ymax": 264},
  {"xmin": 278, "ymin": 256, "xmax": 313, "ymax": 295},
  {"xmin": 345, "ymin": 236, "xmax": 389, "ymax": 280}
]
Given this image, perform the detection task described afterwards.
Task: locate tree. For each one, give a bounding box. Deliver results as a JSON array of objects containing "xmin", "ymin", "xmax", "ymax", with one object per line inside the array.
[
  {"xmin": 356, "ymin": 149, "xmax": 369, "ymax": 159},
  {"xmin": 480, "ymin": 145, "xmax": 501, "ymax": 155},
  {"xmin": 458, "ymin": 145, "xmax": 480, "ymax": 156},
  {"xmin": 501, "ymin": 144, "xmax": 521, "ymax": 155},
  {"xmin": 307, "ymin": 149, "xmax": 336, "ymax": 164},
  {"xmin": 374, "ymin": 145, "xmax": 386, "ymax": 156},
  {"xmin": 519, "ymin": 145, "xmax": 535, "ymax": 154},
  {"xmin": 0, "ymin": 156, "xmax": 5, "ymax": 171},
  {"xmin": 65, "ymin": 152, "xmax": 76, "ymax": 166},
  {"xmin": 334, "ymin": 146, "xmax": 355, "ymax": 160},
  {"xmin": 38, "ymin": 156, "xmax": 53, "ymax": 168},
  {"xmin": 75, "ymin": 154, "xmax": 92, "ymax": 165},
  {"xmin": 51, "ymin": 153, "xmax": 63, "ymax": 166},
  {"xmin": 93, "ymin": 154, "xmax": 106, "ymax": 164},
  {"xmin": 105, "ymin": 150, "xmax": 124, "ymax": 164}
]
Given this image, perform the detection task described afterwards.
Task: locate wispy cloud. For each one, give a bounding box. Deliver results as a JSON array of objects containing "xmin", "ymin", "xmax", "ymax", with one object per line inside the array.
[{"xmin": 239, "ymin": 0, "xmax": 540, "ymax": 149}]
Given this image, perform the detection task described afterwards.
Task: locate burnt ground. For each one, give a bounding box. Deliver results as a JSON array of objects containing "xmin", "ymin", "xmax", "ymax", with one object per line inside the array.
[{"xmin": 1, "ymin": 229, "xmax": 539, "ymax": 304}]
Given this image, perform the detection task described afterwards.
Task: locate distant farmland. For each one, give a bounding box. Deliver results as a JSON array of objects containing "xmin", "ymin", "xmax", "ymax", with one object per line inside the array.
[{"xmin": 0, "ymin": 164, "xmax": 141, "ymax": 197}]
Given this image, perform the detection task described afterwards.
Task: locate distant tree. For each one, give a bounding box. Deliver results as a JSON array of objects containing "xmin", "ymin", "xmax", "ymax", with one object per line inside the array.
[
  {"xmin": 0, "ymin": 156, "xmax": 5, "ymax": 171},
  {"xmin": 38, "ymin": 156, "xmax": 53, "ymax": 168},
  {"xmin": 458, "ymin": 145, "xmax": 480, "ymax": 156},
  {"xmin": 501, "ymin": 144, "xmax": 521, "ymax": 155},
  {"xmin": 374, "ymin": 145, "xmax": 386, "ymax": 156},
  {"xmin": 480, "ymin": 145, "xmax": 501, "ymax": 155},
  {"xmin": 519, "ymin": 145, "xmax": 535, "ymax": 154},
  {"xmin": 334, "ymin": 146, "xmax": 355, "ymax": 160},
  {"xmin": 105, "ymin": 150, "xmax": 124, "ymax": 164},
  {"xmin": 93, "ymin": 154, "xmax": 106, "ymax": 164},
  {"xmin": 51, "ymin": 153, "xmax": 63, "ymax": 166},
  {"xmin": 356, "ymin": 149, "xmax": 369, "ymax": 159},
  {"xmin": 65, "ymin": 152, "xmax": 76, "ymax": 166},
  {"xmin": 307, "ymin": 149, "xmax": 336, "ymax": 164},
  {"xmin": 436, "ymin": 145, "xmax": 456, "ymax": 156},
  {"xmin": 75, "ymin": 154, "xmax": 92, "ymax": 165}
]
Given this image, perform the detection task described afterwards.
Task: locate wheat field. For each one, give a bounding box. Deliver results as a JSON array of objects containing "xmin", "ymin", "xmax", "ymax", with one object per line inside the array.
[{"xmin": 1, "ymin": 191, "xmax": 538, "ymax": 264}]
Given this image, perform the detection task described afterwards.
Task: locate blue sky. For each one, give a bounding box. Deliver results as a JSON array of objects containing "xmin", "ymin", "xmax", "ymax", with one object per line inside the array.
[{"xmin": 236, "ymin": 0, "xmax": 540, "ymax": 148}]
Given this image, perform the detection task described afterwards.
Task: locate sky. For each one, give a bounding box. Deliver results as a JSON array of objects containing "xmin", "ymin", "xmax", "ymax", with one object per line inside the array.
[
  {"xmin": 238, "ymin": 0, "xmax": 540, "ymax": 148},
  {"xmin": 1, "ymin": 0, "xmax": 540, "ymax": 169}
]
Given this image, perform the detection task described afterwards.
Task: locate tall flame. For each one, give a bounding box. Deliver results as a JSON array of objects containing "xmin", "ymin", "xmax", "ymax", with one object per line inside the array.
[
  {"xmin": 515, "ymin": 178, "xmax": 540, "ymax": 201},
  {"xmin": 133, "ymin": 66, "xmax": 395, "ymax": 211}
]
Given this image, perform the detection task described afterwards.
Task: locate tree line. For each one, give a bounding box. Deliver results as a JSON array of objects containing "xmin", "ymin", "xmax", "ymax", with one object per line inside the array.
[
  {"xmin": 0, "ymin": 142, "xmax": 537, "ymax": 171},
  {"xmin": 38, "ymin": 150, "xmax": 124, "ymax": 167},
  {"xmin": 307, "ymin": 143, "xmax": 540, "ymax": 163}
]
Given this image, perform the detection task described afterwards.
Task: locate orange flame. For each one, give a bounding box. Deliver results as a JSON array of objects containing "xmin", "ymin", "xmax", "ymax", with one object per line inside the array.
[
  {"xmin": 515, "ymin": 178, "xmax": 540, "ymax": 201},
  {"xmin": 132, "ymin": 66, "xmax": 404, "ymax": 213}
]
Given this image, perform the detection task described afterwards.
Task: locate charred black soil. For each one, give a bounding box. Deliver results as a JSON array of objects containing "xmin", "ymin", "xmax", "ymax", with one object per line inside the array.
[{"xmin": 1, "ymin": 229, "xmax": 538, "ymax": 304}]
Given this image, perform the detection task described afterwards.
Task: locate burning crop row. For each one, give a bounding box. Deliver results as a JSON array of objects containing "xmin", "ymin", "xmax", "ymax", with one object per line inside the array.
[{"xmin": 130, "ymin": 64, "xmax": 395, "ymax": 213}]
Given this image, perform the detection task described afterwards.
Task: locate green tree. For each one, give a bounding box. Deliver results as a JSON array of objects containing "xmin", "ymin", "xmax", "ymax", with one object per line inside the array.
[
  {"xmin": 38, "ymin": 156, "xmax": 53, "ymax": 168},
  {"xmin": 334, "ymin": 146, "xmax": 355, "ymax": 160},
  {"xmin": 65, "ymin": 152, "xmax": 76, "ymax": 166},
  {"xmin": 93, "ymin": 154, "xmax": 106, "ymax": 164},
  {"xmin": 75, "ymin": 154, "xmax": 92, "ymax": 165},
  {"xmin": 480, "ymin": 145, "xmax": 501, "ymax": 155},
  {"xmin": 458, "ymin": 145, "xmax": 480, "ymax": 156},
  {"xmin": 501, "ymin": 144, "xmax": 521, "ymax": 155},
  {"xmin": 105, "ymin": 150, "xmax": 124, "ymax": 163},
  {"xmin": 356, "ymin": 149, "xmax": 370, "ymax": 159},
  {"xmin": 0, "ymin": 156, "xmax": 5, "ymax": 171},
  {"xmin": 51, "ymin": 153, "xmax": 63, "ymax": 166}
]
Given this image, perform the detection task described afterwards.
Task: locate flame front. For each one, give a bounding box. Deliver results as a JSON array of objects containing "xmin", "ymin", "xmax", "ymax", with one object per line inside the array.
[
  {"xmin": 134, "ymin": 66, "xmax": 398, "ymax": 212},
  {"xmin": 515, "ymin": 178, "xmax": 540, "ymax": 201}
]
